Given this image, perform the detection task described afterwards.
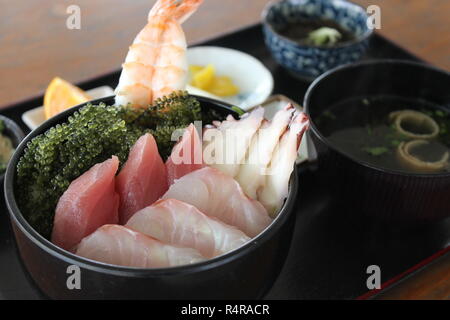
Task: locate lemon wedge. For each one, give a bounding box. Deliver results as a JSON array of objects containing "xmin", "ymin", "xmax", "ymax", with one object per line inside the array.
[{"xmin": 44, "ymin": 77, "xmax": 91, "ymax": 119}]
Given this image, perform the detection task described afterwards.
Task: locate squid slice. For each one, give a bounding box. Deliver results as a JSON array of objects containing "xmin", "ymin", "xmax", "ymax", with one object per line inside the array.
[
  {"xmin": 236, "ymin": 104, "xmax": 295, "ymax": 199},
  {"xmin": 203, "ymin": 107, "xmax": 265, "ymax": 178},
  {"xmin": 258, "ymin": 112, "xmax": 309, "ymax": 216}
]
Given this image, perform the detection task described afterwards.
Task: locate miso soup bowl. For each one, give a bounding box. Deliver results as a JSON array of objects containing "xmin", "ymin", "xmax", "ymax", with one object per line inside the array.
[
  {"xmin": 4, "ymin": 96, "xmax": 298, "ymax": 299},
  {"xmin": 304, "ymin": 60, "xmax": 450, "ymax": 222}
]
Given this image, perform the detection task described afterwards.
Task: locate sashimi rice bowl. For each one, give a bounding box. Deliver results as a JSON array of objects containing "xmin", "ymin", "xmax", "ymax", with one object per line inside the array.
[{"xmin": 5, "ymin": 0, "xmax": 309, "ymax": 299}]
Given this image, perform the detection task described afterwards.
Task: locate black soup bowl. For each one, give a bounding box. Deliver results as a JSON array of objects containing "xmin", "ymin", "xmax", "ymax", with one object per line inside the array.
[
  {"xmin": 4, "ymin": 95, "xmax": 298, "ymax": 299},
  {"xmin": 304, "ymin": 60, "xmax": 450, "ymax": 222}
]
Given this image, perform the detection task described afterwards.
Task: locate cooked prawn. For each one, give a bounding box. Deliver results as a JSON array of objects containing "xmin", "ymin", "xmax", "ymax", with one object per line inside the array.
[{"xmin": 115, "ymin": 0, "xmax": 203, "ymax": 108}]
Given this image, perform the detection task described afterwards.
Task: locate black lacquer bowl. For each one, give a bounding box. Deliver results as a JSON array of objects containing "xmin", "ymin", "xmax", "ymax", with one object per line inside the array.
[
  {"xmin": 0, "ymin": 115, "xmax": 25, "ymax": 184},
  {"xmin": 4, "ymin": 96, "xmax": 298, "ymax": 299},
  {"xmin": 304, "ymin": 60, "xmax": 450, "ymax": 222}
]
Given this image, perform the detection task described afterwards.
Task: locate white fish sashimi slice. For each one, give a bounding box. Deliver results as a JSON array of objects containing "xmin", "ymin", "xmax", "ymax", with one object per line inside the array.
[
  {"xmin": 258, "ymin": 112, "xmax": 309, "ymax": 217},
  {"xmin": 203, "ymin": 107, "xmax": 264, "ymax": 178},
  {"xmin": 126, "ymin": 199, "xmax": 250, "ymax": 257},
  {"xmin": 76, "ymin": 225, "xmax": 204, "ymax": 268},
  {"xmin": 236, "ymin": 104, "xmax": 295, "ymax": 199},
  {"xmin": 162, "ymin": 167, "xmax": 271, "ymax": 237}
]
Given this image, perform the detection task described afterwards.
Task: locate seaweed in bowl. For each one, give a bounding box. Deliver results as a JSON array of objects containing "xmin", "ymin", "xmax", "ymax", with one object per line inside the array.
[
  {"xmin": 277, "ymin": 19, "xmax": 357, "ymax": 47},
  {"xmin": 15, "ymin": 92, "xmax": 307, "ymax": 262},
  {"xmin": 6, "ymin": 93, "xmax": 307, "ymax": 299}
]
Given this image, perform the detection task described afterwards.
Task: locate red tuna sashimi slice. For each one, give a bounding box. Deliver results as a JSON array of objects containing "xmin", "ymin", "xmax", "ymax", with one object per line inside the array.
[
  {"xmin": 166, "ymin": 124, "xmax": 203, "ymax": 185},
  {"xmin": 162, "ymin": 167, "xmax": 272, "ymax": 237},
  {"xmin": 126, "ymin": 199, "xmax": 250, "ymax": 257},
  {"xmin": 76, "ymin": 225, "xmax": 204, "ymax": 268},
  {"xmin": 116, "ymin": 133, "xmax": 168, "ymax": 224},
  {"xmin": 52, "ymin": 156, "xmax": 120, "ymax": 251}
]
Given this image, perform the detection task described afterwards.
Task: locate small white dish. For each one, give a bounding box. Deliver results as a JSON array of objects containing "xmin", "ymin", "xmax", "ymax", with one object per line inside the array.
[
  {"xmin": 187, "ymin": 46, "xmax": 274, "ymax": 110},
  {"xmin": 22, "ymin": 86, "xmax": 114, "ymax": 130},
  {"xmin": 186, "ymin": 84, "xmax": 222, "ymax": 101}
]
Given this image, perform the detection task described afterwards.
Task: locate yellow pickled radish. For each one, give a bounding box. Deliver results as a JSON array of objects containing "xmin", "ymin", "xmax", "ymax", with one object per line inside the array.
[
  {"xmin": 189, "ymin": 65, "xmax": 204, "ymax": 74},
  {"xmin": 44, "ymin": 77, "xmax": 92, "ymax": 120},
  {"xmin": 189, "ymin": 64, "xmax": 239, "ymax": 97},
  {"xmin": 191, "ymin": 64, "xmax": 215, "ymax": 90},
  {"xmin": 209, "ymin": 76, "xmax": 239, "ymax": 97}
]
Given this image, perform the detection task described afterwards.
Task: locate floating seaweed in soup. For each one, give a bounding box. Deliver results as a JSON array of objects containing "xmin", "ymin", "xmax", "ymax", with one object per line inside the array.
[
  {"xmin": 277, "ymin": 19, "xmax": 356, "ymax": 47},
  {"xmin": 316, "ymin": 95, "xmax": 450, "ymax": 174}
]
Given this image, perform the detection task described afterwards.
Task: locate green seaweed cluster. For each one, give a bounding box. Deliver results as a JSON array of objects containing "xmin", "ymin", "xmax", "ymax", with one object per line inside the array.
[
  {"xmin": 16, "ymin": 91, "xmax": 203, "ymax": 239},
  {"xmin": 307, "ymin": 27, "xmax": 342, "ymax": 46},
  {"xmin": 134, "ymin": 91, "xmax": 202, "ymax": 157}
]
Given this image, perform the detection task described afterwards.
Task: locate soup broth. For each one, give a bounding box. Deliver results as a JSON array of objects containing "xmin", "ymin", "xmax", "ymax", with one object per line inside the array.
[
  {"xmin": 316, "ymin": 95, "xmax": 450, "ymax": 174},
  {"xmin": 277, "ymin": 19, "xmax": 356, "ymax": 46}
]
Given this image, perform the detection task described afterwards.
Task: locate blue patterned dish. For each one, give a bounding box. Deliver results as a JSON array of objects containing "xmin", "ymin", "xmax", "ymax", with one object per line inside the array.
[{"xmin": 262, "ymin": 0, "xmax": 373, "ymax": 80}]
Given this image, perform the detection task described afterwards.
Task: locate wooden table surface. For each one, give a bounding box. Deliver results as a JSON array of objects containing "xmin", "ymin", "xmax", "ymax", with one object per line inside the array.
[
  {"xmin": 374, "ymin": 250, "xmax": 450, "ymax": 300},
  {"xmin": 1, "ymin": 0, "xmax": 449, "ymax": 300},
  {"xmin": 1, "ymin": 0, "xmax": 449, "ymax": 108}
]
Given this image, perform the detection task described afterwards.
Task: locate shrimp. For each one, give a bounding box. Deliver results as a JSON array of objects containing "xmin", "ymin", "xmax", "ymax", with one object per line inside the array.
[{"xmin": 115, "ymin": 0, "xmax": 203, "ymax": 108}]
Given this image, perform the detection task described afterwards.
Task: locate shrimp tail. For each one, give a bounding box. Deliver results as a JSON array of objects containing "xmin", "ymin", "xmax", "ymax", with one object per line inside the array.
[
  {"xmin": 115, "ymin": 0, "xmax": 202, "ymax": 108},
  {"xmin": 149, "ymin": 0, "xmax": 203, "ymax": 24}
]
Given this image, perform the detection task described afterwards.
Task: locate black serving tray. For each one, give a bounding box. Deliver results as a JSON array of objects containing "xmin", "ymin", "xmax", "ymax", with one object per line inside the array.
[{"xmin": 0, "ymin": 24, "xmax": 448, "ymax": 300}]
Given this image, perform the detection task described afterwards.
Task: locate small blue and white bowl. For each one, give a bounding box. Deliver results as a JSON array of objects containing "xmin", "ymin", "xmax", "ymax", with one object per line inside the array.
[{"xmin": 262, "ymin": 0, "xmax": 373, "ymax": 81}]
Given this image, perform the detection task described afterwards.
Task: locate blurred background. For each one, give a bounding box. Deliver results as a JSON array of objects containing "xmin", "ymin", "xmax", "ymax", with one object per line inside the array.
[{"xmin": 0, "ymin": 0, "xmax": 449, "ymax": 108}]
